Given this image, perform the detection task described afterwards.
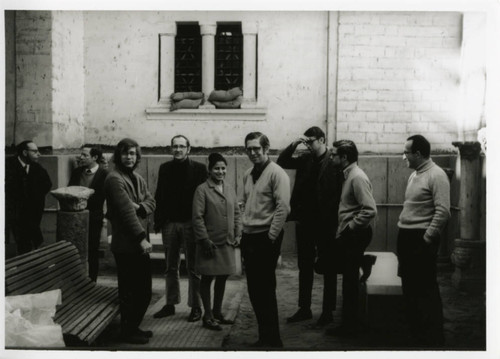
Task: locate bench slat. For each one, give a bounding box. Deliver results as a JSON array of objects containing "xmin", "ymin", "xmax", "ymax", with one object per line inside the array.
[
  {"xmin": 80, "ymin": 298, "xmax": 120, "ymax": 343},
  {"xmin": 55, "ymin": 282, "xmax": 97, "ymax": 319},
  {"xmin": 5, "ymin": 241, "xmax": 74, "ymax": 270},
  {"xmin": 56, "ymin": 286, "xmax": 113, "ymax": 327},
  {"xmin": 62, "ymin": 287, "xmax": 118, "ymax": 333},
  {"xmin": 6, "ymin": 251, "xmax": 82, "ymax": 293}
]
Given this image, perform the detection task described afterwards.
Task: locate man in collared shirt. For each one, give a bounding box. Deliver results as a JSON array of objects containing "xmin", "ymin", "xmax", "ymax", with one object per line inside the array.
[
  {"xmin": 397, "ymin": 134, "xmax": 450, "ymax": 347},
  {"xmin": 241, "ymin": 132, "xmax": 291, "ymax": 348},
  {"xmin": 327, "ymin": 139, "xmax": 377, "ymax": 337},
  {"xmin": 68, "ymin": 146, "xmax": 109, "ymax": 281},
  {"xmin": 5, "ymin": 140, "xmax": 52, "ymax": 255}
]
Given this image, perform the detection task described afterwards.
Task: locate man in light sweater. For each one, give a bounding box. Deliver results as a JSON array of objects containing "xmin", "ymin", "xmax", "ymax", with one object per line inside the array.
[
  {"xmin": 241, "ymin": 132, "xmax": 291, "ymax": 348},
  {"xmin": 397, "ymin": 134, "xmax": 450, "ymax": 347},
  {"xmin": 327, "ymin": 139, "xmax": 377, "ymax": 337}
]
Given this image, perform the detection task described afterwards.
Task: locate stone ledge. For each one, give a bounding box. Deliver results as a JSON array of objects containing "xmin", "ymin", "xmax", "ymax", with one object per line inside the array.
[{"xmin": 145, "ymin": 105, "xmax": 267, "ymax": 121}]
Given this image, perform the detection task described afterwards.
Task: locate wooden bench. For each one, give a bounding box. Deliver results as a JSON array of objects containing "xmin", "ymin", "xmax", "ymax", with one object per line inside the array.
[{"xmin": 5, "ymin": 241, "xmax": 119, "ymax": 346}]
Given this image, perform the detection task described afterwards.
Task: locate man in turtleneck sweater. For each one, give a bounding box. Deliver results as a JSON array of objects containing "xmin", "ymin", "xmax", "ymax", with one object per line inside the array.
[
  {"xmin": 397, "ymin": 134, "xmax": 450, "ymax": 348},
  {"xmin": 277, "ymin": 127, "xmax": 343, "ymax": 327},
  {"xmin": 153, "ymin": 135, "xmax": 208, "ymax": 322}
]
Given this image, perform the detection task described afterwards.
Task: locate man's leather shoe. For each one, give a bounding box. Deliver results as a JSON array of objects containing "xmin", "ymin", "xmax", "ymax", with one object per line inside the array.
[
  {"xmin": 360, "ymin": 254, "xmax": 377, "ymax": 283},
  {"xmin": 315, "ymin": 312, "xmax": 333, "ymax": 327},
  {"xmin": 214, "ymin": 313, "xmax": 235, "ymax": 324},
  {"xmin": 187, "ymin": 307, "xmax": 202, "ymax": 322},
  {"xmin": 153, "ymin": 304, "xmax": 175, "ymax": 319},
  {"xmin": 286, "ymin": 308, "xmax": 312, "ymax": 323}
]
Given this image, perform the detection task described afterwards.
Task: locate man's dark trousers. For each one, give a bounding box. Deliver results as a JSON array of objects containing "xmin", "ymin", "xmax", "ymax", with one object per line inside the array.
[
  {"xmin": 88, "ymin": 218, "xmax": 104, "ymax": 282},
  {"xmin": 336, "ymin": 226, "xmax": 372, "ymax": 328},
  {"xmin": 397, "ymin": 228, "xmax": 444, "ymax": 346},
  {"xmin": 296, "ymin": 221, "xmax": 337, "ymax": 313},
  {"xmin": 113, "ymin": 252, "xmax": 152, "ymax": 335},
  {"xmin": 241, "ymin": 230, "xmax": 284, "ymax": 346}
]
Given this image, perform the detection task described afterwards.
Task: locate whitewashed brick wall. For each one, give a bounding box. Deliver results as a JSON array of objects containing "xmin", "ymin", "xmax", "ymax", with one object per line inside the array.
[{"xmin": 336, "ymin": 12, "xmax": 463, "ymax": 153}]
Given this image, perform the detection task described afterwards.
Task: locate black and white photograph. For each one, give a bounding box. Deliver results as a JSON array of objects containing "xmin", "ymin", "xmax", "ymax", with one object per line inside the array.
[{"xmin": 2, "ymin": 0, "xmax": 499, "ymax": 358}]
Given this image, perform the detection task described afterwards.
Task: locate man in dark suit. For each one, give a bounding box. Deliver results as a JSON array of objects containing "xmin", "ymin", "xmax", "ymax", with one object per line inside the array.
[
  {"xmin": 153, "ymin": 135, "xmax": 208, "ymax": 322},
  {"xmin": 68, "ymin": 146, "xmax": 109, "ymax": 282},
  {"xmin": 5, "ymin": 140, "xmax": 52, "ymax": 255},
  {"xmin": 277, "ymin": 127, "xmax": 343, "ymax": 327}
]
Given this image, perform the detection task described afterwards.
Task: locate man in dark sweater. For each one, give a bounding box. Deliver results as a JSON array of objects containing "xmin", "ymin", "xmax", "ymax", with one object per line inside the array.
[
  {"xmin": 277, "ymin": 127, "xmax": 343, "ymax": 327},
  {"xmin": 153, "ymin": 135, "xmax": 208, "ymax": 322}
]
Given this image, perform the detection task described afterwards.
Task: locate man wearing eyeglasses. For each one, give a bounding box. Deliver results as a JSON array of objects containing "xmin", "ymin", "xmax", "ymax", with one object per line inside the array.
[
  {"xmin": 277, "ymin": 127, "xmax": 343, "ymax": 327},
  {"xmin": 327, "ymin": 139, "xmax": 377, "ymax": 337},
  {"xmin": 240, "ymin": 132, "xmax": 290, "ymax": 348},
  {"xmin": 5, "ymin": 140, "xmax": 52, "ymax": 255},
  {"xmin": 398, "ymin": 134, "xmax": 450, "ymax": 347},
  {"xmin": 153, "ymin": 135, "xmax": 208, "ymax": 322}
]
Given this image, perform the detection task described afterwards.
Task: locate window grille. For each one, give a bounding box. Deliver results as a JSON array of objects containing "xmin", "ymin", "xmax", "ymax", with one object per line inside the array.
[
  {"xmin": 215, "ymin": 23, "xmax": 243, "ymax": 91},
  {"xmin": 175, "ymin": 24, "xmax": 202, "ymax": 93}
]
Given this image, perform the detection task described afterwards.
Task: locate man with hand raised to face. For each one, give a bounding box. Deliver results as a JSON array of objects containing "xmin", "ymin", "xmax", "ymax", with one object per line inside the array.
[
  {"xmin": 153, "ymin": 135, "xmax": 208, "ymax": 322},
  {"xmin": 277, "ymin": 127, "xmax": 343, "ymax": 327}
]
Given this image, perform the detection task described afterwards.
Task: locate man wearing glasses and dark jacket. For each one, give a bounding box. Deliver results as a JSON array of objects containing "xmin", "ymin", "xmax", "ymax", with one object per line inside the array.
[{"xmin": 277, "ymin": 127, "xmax": 343, "ymax": 327}]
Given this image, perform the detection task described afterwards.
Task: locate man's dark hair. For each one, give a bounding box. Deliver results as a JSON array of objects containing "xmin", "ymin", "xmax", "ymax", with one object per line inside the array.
[
  {"xmin": 16, "ymin": 140, "xmax": 34, "ymax": 157},
  {"xmin": 244, "ymin": 132, "xmax": 270, "ymax": 149},
  {"xmin": 83, "ymin": 145, "xmax": 103, "ymax": 162},
  {"xmin": 304, "ymin": 126, "xmax": 325, "ymax": 141},
  {"xmin": 407, "ymin": 134, "xmax": 431, "ymax": 158},
  {"xmin": 113, "ymin": 138, "xmax": 141, "ymax": 171},
  {"xmin": 171, "ymin": 135, "xmax": 191, "ymax": 148},
  {"xmin": 332, "ymin": 139, "xmax": 358, "ymax": 163}
]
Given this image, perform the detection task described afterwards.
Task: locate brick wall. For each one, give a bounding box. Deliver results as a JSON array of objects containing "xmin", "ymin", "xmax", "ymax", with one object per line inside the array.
[{"xmin": 336, "ymin": 12, "xmax": 463, "ymax": 153}]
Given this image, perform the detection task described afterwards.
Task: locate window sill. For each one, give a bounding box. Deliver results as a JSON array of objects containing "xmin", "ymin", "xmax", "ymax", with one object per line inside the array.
[{"xmin": 145, "ymin": 103, "xmax": 267, "ymax": 121}]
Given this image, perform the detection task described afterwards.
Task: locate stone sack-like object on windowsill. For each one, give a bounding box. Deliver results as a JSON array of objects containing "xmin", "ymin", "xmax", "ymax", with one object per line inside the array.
[
  {"xmin": 50, "ymin": 186, "xmax": 95, "ymax": 212},
  {"xmin": 170, "ymin": 92, "xmax": 205, "ymax": 111}
]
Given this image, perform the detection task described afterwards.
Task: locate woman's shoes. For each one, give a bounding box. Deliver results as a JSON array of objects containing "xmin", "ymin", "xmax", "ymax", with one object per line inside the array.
[{"xmin": 202, "ymin": 318, "xmax": 222, "ymax": 331}]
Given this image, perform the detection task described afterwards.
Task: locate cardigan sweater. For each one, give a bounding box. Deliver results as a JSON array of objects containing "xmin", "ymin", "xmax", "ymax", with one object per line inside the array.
[
  {"xmin": 337, "ymin": 162, "xmax": 377, "ymax": 237},
  {"xmin": 104, "ymin": 169, "xmax": 156, "ymax": 253},
  {"xmin": 192, "ymin": 178, "xmax": 242, "ymax": 245},
  {"xmin": 398, "ymin": 159, "xmax": 451, "ymax": 242},
  {"xmin": 242, "ymin": 161, "xmax": 291, "ymax": 240}
]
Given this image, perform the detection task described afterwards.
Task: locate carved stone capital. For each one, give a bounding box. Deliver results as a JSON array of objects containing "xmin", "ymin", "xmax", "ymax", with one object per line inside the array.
[{"xmin": 452, "ymin": 141, "xmax": 481, "ymax": 161}]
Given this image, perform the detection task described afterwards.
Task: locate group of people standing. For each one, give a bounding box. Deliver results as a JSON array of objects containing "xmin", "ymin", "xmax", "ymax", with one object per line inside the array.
[{"xmin": 5, "ymin": 128, "xmax": 450, "ymax": 349}]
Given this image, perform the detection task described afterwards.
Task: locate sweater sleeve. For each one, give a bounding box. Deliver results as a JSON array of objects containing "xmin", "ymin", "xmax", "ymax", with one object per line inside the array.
[
  {"xmin": 192, "ymin": 184, "xmax": 209, "ymax": 242},
  {"xmin": 276, "ymin": 143, "xmax": 301, "ymax": 169},
  {"xmin": 105, "ymin": 174, "xmax": 146, "ymax": 242},
  {"xmin": 350, "ymin": 175, "xmax": 377, "ymax": 229},
  {"xmin": 268, "ymin": 168, "xmax": 291, "ymax": 240},
  {"xmin": 424, "ymin": 170, "xmax": 451, "ymax": 242}
]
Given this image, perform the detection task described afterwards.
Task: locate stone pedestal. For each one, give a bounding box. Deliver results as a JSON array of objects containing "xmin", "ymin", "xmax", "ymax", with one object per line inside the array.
[
  {"xmin": 56, "ymin": 210, "xmax": 90, "ymax": 273},
  {"xmin": 451, "ymin": 141, "xmax": 485, "ymax": 293}
]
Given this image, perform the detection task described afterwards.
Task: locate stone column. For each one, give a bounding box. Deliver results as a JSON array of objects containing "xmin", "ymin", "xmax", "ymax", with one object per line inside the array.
[
  {"xmin": 51, "ymin": 186, "xmax": 95, "ymax": 278},
  {"xmin": 159, "ymin": 23, "xmax": 177, "ymax": 106},
  {"xmin": 451, "ymin": 141, "xmax": 485, "ymax": 293},
  {"xmin": 241, "ymin": 22, "xmax": 258, "ymax": 108},
  {"xmin": 56, "ymin": 210, "xmax": 90, "ymax": 273},
  {"xmin": 200, "ymin": 23, "xmax": 217, "ymax": 108}
]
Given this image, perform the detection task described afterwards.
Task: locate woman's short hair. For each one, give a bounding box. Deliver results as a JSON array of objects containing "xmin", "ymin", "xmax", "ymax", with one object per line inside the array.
[
  {"xmin": 208, "ymin": 152, "xmax": 227, "ymax": 170},
  {"xmin": 113, "ymin": 138, "xmax": 141, "ymax": 170}
]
